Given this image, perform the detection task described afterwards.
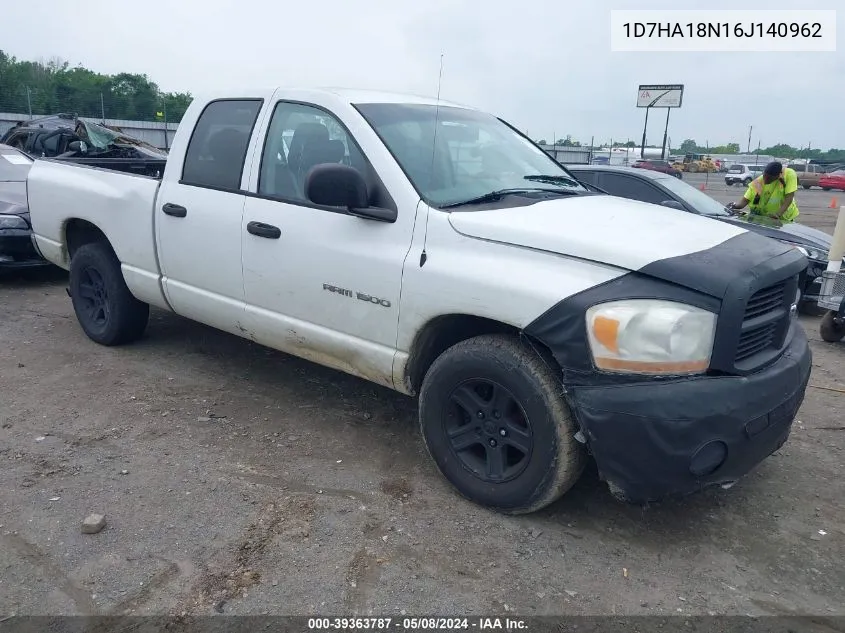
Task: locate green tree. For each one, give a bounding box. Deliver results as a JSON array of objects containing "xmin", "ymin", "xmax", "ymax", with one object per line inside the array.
[
  {"xmin": 0, "ymin": 49, "xmax": 192, "ymax": 123},
  {"xmin": 679, "ymin": 139, "xmax": 698, "ymax": 154}
]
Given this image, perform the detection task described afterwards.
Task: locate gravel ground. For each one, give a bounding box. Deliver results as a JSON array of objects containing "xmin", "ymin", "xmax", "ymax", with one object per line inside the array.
[{"xmin": 1, "ymin": 184, "xmax": 844, "ymax": 617}]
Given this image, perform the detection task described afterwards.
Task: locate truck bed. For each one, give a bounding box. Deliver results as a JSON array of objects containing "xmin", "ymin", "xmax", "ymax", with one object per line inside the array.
[
  {"xmin": 27, "ymin": 158, "xmax": 167, "ymax": 309},
  {"xmin": 55, "ymin": 157, "xmax": 167, "ymax": 179}
]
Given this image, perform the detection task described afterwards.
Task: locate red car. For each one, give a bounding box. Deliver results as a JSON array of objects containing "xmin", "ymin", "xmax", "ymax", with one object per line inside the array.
[
  {"xmin": 819, "ymin": 170, "xmax": 845, "ymax": 191},
  {"xmin": 631, "ymin": 159, "xmax": 683, "ymax": 179}
]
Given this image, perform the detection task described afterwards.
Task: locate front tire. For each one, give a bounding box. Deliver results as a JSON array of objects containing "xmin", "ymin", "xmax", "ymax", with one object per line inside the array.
[
  {"xmin": 69, "ymin": 242, "xmax": 149, "ymax": 346},
  {"xmin": 820, "ymin": 311, "xmax": 845, "ymax": 343},
  {"xmin": 419, "ymin": 334, "xmax": 585, "ymax": 514}
]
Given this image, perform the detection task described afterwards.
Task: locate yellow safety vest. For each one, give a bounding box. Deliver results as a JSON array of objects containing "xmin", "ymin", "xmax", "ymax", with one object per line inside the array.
[{"xmin": 745, "ymin": 168, "xmax": 799, "ymax": 222}]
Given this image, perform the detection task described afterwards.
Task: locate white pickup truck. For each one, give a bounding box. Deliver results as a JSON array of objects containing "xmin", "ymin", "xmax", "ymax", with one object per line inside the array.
[{"xmin": 27, "ymin": 88, "xmax": 812, "ymax": 513}]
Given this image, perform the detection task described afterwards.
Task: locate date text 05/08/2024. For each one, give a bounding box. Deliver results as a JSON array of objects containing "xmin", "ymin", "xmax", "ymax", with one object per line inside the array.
[
  {"xmin": 622, "ymin": 22, "xmax": 823, "ymax": 39},
  {"xmin": 307, "ymin": 617, "xmax": 528, "ymax": 631}
]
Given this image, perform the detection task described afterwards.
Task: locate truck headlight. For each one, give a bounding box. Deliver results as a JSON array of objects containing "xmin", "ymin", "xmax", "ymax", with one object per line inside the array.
[
  {"xmin": 0, "ymin": 214, "xmax": 28, "ymax": 230},
  {"xmin": 586, "ymin": 300, "xmax": 717, "ymax": 375}
]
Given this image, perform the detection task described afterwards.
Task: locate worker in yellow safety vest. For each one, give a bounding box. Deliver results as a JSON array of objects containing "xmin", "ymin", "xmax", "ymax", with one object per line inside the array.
[{"xmin": 727, "ymin": 161, "xmax": 800, "ymax": 222}]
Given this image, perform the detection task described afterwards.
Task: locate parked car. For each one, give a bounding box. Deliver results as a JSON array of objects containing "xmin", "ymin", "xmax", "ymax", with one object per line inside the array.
[
  {"xmin": 632, "ymin": 159, "xmax": 682, "ymax": 178},
  {"xmin": 788, "ymin": 162, "xmax": 826, "ymax": 189},
  {"xmin": 820, "ymin": 170, "xmax": 845, "ymax": 191},
  {"xmin": 27, "ymin": 87, "xmax": 811, "ymax": 513},
  {"xmin": 724, "ymin": 163, "xmax": 764, "ymax": 186},
  {"xmin": 1, "ymin": 114, "xmax": 167, "ymax": 178},
  {"xmin": 0, "ymin": 144, "xmax": 49, "ymax": 269},
  {"xmin": 568, "ymin": 165, "xmax": 830, "ymax": 314}
]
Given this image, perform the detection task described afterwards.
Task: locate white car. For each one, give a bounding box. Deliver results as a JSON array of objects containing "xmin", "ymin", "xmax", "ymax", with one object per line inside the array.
[
  {"xmin": 26, "ymin": 88, "xmax": 811, "ymax": 513},
  {"xmin": 725, "ymin": 163, "xmax": 765, "ymax": 186}
]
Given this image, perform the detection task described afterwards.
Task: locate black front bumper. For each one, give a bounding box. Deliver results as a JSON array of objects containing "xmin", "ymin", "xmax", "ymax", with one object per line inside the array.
[
  {"xmin": 0, "ymin": 229, "xmax": 49, "ymax": 268},
  {"xmin": 568, "ymin": 323, "xmax": 812, "ymax": 504}
]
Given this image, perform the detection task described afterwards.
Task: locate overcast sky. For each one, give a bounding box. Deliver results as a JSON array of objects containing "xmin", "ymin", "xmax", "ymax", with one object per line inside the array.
[{"xmin": 5, "ymin": 0, "xmax": 843, "ymax": 149}]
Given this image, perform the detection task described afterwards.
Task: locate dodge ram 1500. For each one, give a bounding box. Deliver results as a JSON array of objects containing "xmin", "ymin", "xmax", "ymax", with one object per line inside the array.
[{"xmin": 27, "ymin": 88, "xmax": 812, "ymax": 513}]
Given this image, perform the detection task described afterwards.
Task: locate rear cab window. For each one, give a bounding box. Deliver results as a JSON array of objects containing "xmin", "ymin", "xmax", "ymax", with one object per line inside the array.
[
  {"xmin": 728, "ymin": 165, "xmax": 743, "ymax": 174},
  {"xmin": 181, "ymin": 99, "xmax": 263, "ymax": 190}
]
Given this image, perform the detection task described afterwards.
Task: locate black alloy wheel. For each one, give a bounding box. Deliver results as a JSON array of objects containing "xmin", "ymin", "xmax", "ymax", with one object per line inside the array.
[
  {"xmin": 445, "ymin": 379, "xmax": 533, "ymax": 483},
  {"xmin": 77, "ymin": 266, "xmax": 111, "ymax": 329}
]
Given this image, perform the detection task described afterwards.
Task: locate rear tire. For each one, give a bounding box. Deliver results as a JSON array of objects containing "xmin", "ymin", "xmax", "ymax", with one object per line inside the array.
[
  {"xmin": 820, "ymin": 311, "xmax": 845, "ymax": 343},
  {"xmin": 419, "ymin": 334, "xmax": 586, "ymax": 514},
  {"xmin": 69, "ymin": 242, "xmax": 149, "ymax": 346},
  {"xmin": 743, "ymin": 178, "xmax": 752, "ymax": 186},
  {"xmin": 802, "ymin": 184, "xmax": 811, "ymax": 190}
]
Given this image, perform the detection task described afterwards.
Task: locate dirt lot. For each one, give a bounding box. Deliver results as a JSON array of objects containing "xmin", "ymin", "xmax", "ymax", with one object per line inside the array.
[{"xmin": 2, "ymin": 190, "xmax": 844, "ymax": 617}]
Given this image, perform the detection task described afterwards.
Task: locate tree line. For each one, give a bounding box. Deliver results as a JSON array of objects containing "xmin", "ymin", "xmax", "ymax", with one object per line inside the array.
[
  {"xmin": 0, "ymin": 50, "xmax": 192, "ymax": 123},
  {"xmin": 676, "ymin": 139, "xmax": 845, "ymax": 162},
  {"xmin": 4, "ymin": 50, "xmax": 844, "ymax": 162},
  {"xmin": 535, "ymin": 133, "xmax": 845, "ymax": 162}
]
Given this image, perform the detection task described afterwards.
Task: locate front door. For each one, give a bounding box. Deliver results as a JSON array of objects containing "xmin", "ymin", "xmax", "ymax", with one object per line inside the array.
[
  {"xmin": 156, "ymin": 98, "xmax": 263, "ymax": 334},
  {"xmin": 240, "ymin": 99, "xmax": 415, "ymax": 388}
]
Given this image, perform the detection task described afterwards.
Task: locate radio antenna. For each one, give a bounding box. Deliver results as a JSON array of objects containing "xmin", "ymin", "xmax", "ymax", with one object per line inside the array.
[{"xmin": 420, "ymin": 52, "xmax": 444, "ymax": 268}]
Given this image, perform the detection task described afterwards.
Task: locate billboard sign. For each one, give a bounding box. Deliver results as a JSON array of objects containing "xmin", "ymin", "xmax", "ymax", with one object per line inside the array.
[{"xmin": 637, "ymin": 85, "xmax": 684, "ymax": 108}]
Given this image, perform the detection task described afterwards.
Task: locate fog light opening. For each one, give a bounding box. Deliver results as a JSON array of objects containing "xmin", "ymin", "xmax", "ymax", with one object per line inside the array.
[{"xmin": 690, "ymin": 441, "xmax": 728, "ymax": 477}]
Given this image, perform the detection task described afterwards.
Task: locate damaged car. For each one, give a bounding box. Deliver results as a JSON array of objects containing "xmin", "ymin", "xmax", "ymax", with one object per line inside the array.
[
  {"xmin": 1, "ymin": 114, "xmax": 166, "ymax": 178},
  {"xmin": 0, "ymin": 144, "xmax": 49, "ymax": 269}
]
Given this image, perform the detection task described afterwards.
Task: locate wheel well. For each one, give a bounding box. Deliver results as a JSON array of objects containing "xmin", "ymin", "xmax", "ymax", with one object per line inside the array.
[
  {"xmin": 404, "ymin": 314, "xmax": 557, "ymax": 394},
  {"xmin": 65, "ymin": 219, "xmax": 112, "ymax": 259}
]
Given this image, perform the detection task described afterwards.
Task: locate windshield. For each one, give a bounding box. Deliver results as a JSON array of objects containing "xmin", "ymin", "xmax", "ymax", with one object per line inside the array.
[
  {"xmin": 658, "ymin": 174, "xmax": 730, "ymax": 216},
  {"xmin": 354, "ymin": 103, "xmax": 586, "ymax": 207}
]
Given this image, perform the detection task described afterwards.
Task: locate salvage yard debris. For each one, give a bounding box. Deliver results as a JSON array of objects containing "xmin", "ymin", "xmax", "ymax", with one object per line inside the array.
[{"xmin": 81, "ymin": 513, "xmax": 106, "ymax": 534}]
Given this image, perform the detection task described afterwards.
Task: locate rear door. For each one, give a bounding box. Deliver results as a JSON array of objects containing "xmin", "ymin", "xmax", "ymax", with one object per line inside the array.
[{"xmin": 155, "ymin": 98, "xmax": 265, "ymax": 334}]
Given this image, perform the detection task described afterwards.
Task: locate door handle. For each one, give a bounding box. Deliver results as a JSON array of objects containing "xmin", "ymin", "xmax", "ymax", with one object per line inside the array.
[
  {"xmin": 247, "ymin": 221, "xmax": 281, "ymax": 239},
  {"xmin": 162, "ymin": 203, "xmax": 187, "ymax": 218}
]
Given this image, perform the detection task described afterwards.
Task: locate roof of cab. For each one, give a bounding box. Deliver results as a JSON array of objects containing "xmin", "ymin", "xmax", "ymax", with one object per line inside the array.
[{"xmin": 191, "ymin": 87, "xmax": 474, "ymax": 109}]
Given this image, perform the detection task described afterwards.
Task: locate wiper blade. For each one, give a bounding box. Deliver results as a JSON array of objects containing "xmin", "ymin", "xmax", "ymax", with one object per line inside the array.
[
  {"xmin": 524, "ymin": 174, "xmax": 582, "ymax": 188},
  {"xmin": 440, "ymin": 188, "xmax": 578, "ymax": 209}
]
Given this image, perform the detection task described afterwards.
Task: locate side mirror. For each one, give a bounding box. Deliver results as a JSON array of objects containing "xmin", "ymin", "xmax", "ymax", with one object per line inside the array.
[
  {"xmin": 305, "ymin": 163, "xmax": 396, "ymax": 222},
  {"xmin": 660, "ymin": 199, "xmax": 685, "ymax": 211}
]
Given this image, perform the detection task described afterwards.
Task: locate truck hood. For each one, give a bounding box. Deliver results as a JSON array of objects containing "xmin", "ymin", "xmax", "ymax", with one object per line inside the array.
[{"xmin": 447, "ymin": 195, "xmax": 748, "ymax": 272}]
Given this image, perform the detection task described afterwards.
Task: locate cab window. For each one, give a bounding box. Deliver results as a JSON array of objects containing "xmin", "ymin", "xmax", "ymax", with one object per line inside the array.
[
  {"xmin": 182, "ymin": 99, "xmax": 263, "ymax": 191},
  {"xmin": 258, "ymin": 101, "xmax": 367, "ymax": 202}
]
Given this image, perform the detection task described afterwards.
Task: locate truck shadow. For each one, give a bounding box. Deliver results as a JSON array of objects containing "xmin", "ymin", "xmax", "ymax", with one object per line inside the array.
[{"xmin": 133, "ymin": 307, "xmax": 777, "ymax": 550}]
